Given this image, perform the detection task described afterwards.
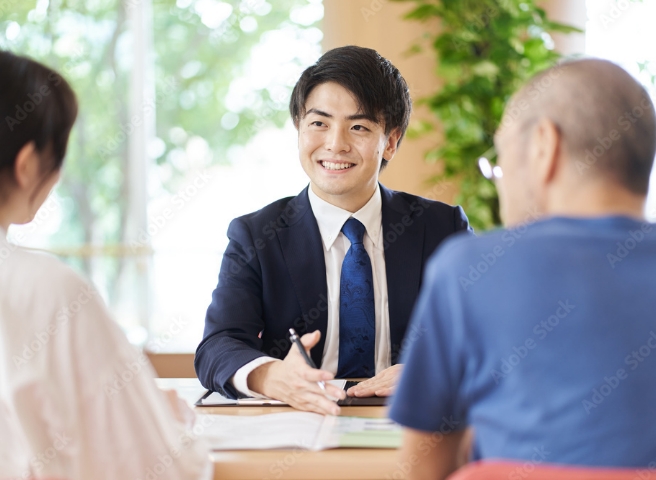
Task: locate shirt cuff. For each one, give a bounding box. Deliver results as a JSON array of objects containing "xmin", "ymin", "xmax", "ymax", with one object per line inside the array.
[{"xmin": 231, "ymin": 356, "xmax": 280, "ymax": 398}]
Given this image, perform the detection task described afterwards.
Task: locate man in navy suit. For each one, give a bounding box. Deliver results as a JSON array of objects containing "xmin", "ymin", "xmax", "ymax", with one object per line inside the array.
[{"xmin": 195, "ymin": 46, "xmax": 471, "ymax": 415}]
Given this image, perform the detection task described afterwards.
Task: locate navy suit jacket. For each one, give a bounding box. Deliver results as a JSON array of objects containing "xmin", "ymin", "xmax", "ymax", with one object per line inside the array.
[{"xmin": 195, "ymin": 184, "xmax": 471, "ymax": 398}]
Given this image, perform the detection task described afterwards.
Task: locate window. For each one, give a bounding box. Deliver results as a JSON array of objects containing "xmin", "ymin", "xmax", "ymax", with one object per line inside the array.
[
  {"xmin": 585, "ymin": 0, "xmax": 656, "ymax": 220},
  {"xmin": 6, "ymin": 0, "xmax": 654, "ymax": 353},
  {"xmin": 2, "ymin": 0, "xmax": 323, "ymax": 351}
]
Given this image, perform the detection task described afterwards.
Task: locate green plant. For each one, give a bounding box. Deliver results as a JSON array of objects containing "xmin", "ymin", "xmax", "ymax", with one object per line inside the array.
[{"xmin": 394, "ymin": 0, "xmax": 581, "ymax": 230}]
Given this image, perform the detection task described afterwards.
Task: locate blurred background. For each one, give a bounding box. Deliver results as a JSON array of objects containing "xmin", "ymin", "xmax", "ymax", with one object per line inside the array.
[{"xmin": 1, "ymin": 0, "xmax": 654, "ymax": 356}]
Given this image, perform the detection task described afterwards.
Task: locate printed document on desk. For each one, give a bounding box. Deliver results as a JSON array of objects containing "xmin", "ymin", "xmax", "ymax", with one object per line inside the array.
[{"xmin": 197, "ymin": 412, "xmax": 402, "ymax": 451}]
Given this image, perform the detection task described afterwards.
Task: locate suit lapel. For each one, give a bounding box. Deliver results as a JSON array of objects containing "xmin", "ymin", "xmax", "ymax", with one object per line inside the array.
[
  {"xmin": 276, "ymin": 188, "xmax": 329, "ymax": 367},
  {"xmin": 380, "ymin": 184, "xmax": 425, "ymax": 363},
  {"xmin": 276, "ymin": 185, "xmax": 425, "ymax": 367}
]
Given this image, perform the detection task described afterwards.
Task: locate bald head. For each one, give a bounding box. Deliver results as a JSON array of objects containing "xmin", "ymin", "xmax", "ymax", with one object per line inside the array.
[{"xmin": 502, "ymin": 59, "xmax": 656, "ymax": 194}]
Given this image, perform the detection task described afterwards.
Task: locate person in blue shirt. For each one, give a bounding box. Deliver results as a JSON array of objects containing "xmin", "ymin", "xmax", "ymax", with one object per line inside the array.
[{"xmin": 388, "ymin": 58, "xmax": 656, "ymax": 479}]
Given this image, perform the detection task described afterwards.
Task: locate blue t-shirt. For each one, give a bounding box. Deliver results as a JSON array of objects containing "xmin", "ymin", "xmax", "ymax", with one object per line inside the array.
[{"xmin": 389, "ymin": 216, "xmax": 656, "ymax": 467}]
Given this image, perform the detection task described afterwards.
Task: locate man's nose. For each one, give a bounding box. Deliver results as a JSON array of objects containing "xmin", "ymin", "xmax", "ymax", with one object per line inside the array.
[{"xmin": 325, "ymin": 127, "xmax": 350, "ymax": 154}]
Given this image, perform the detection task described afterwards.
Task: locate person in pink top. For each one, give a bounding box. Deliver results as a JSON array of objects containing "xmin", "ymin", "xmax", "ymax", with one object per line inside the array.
[{"xmin": 0, "ymin": 51, "xmax": 212, "ymax": 480}]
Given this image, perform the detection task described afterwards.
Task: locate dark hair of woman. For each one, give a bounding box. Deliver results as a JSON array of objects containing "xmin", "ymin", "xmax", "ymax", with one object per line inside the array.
[{"xmin": 0, "ymin": 50, "xmax": 78, "ymax": 197}]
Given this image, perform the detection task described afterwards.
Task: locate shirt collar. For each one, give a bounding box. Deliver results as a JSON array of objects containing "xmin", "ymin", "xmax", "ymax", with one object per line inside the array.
[{"xmin": 308, "ymin": 184, "xmax": 382, "ymax": 251}]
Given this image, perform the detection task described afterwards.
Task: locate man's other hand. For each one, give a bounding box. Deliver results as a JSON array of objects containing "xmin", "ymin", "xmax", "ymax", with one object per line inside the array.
[
  {"xmin": 346, "ymin": 364, "xmax": 403, "ymax": 397},
  {"xmin": 246, "ymin": 331, "xmax": 346, "ymax": 415}
]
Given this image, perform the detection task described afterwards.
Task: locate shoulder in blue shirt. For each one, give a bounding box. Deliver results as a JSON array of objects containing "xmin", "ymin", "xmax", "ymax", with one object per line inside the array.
[{"xmin": 389, "ymin": 216, "xmax": 656, "ymax": 467}]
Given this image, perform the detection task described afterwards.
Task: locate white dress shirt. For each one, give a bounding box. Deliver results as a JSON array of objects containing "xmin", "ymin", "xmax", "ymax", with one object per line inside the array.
[
  {"xmin": 232, "ymin": 185, "xmax": 391, "ymax": 397},
  {"xmin": 0, "ymin": 229, "xmax": 212, "ymax": 480}
]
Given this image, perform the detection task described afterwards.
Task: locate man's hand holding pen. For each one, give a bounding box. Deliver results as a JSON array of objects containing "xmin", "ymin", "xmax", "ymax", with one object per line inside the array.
[{"xmin": 247, "ymin": 330, "xmax": 346, "ymax": 415}]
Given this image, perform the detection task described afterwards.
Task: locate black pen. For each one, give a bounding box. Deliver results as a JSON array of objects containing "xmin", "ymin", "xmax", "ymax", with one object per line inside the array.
[{"xmin": 288, "ymin": 328, "xmax": 327, "ymax": 393}]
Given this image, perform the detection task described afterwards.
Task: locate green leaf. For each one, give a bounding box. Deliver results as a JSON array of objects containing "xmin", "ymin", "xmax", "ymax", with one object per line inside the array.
[
  {"xmin": 399, "ymin": 0, "xmax": 576, "ymax": 230},
  {"xmin": 403, "ymin": 4, "xmax": 443, "ymax": 21}
]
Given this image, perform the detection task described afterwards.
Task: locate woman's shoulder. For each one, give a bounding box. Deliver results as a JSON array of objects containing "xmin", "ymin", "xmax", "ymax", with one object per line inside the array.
[
  {"xmin": 3, "ymin": 241, "xmax": 82, "ymax": 279},
  {"xmin": 0, "ymin": 242, "xmax": 97, "ymax": 313}
]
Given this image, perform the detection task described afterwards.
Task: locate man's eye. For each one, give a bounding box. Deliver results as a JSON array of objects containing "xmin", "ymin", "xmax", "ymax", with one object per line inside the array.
[
  {"xmin": 353, "ymin": 125, "xmax": 369, "ymax": 131},
  {"xmin": 311, "ymin": 121, "xmax": 325, "ymax": 127}
]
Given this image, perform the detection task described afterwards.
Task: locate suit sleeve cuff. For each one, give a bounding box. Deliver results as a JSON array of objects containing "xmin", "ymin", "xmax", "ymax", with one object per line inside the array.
[{"xmin": 231, "ymin": 356, "xmax": 280, "ymax": 398}]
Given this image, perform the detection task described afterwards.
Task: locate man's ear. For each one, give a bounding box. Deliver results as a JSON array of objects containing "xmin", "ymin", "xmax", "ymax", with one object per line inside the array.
[
  {"xmin": 383, "ymin": 128, "xmax": 403, "ymax": 163},
  {"xmin": 528, "ymin": 118, "xmax": 561, "ymax": 187},
  {"xmin": 14, "ymin": 142, "xmax": 40, "ymax": 189}
]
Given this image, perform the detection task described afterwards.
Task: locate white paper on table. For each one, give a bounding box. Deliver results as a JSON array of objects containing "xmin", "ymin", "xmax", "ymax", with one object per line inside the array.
[
  {"xmin": 197, "ymin": 412, "xmax": 323, "ymax": 450},
  {"xmin": 315, "ymin": 416, "xmax": 401, "ymax": 449},
  {"xmin": 196, "ymin": 412, "xmax": 402, "ymax": 451}
]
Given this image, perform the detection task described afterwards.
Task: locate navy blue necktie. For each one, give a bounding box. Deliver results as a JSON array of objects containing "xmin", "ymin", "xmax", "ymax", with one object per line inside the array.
[{"xmin": 337, "ymin": 218, "xmax": 376, "ymax": 378}]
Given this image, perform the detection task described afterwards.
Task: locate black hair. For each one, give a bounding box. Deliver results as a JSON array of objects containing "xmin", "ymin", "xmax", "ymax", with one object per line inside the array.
[
  {"xmin": 289, "ymin": 45, "xmax": 412, "ymax": 170},
  {"xmin": 0, "ymin": 50, "xmax": 78, "ymax": 196}
]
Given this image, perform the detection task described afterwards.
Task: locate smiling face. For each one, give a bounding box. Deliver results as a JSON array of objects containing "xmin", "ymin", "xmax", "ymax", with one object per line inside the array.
[{"xmin": 297, "ymin": 82, "xmax": 401, "ymax": 212}]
